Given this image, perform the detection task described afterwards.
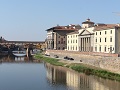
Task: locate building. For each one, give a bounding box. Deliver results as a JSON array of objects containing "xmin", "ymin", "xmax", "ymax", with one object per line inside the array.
[
  {"xmin": 78, "ymin": 19, "xmax": 95, "ymax": 52},
  {"xmin": 67, "ymin": 31, "xmax": 79, "ymax": 51},
  {"xmin": 93, "ymin": 24, "xmax": 120, "ymax": 53},
  {"xmin": 46, "ymin": 24, "xmax": 81, "ymax": 50},
  {"xmin": 66, "ymin": 19, "xmax": 95, "ymax": 52},
  {"xmin": 0, "ymin": 36, "xmax": 6, "ymax": 42}
]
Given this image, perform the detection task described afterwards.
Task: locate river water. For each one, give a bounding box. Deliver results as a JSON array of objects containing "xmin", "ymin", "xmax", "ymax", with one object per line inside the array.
[{"xmin": 0, "ymin": 55, "xmax": 120, "ymax": 90}]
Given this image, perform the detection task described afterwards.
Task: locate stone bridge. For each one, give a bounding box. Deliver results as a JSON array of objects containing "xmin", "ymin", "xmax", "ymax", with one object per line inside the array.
[
  {"xmin": 0, "ymin": 40, "xmax": 46, "ymax": 50},
  {"xmin": 0, "ymin": 40, "xmax": 46, "ymax": 56}
]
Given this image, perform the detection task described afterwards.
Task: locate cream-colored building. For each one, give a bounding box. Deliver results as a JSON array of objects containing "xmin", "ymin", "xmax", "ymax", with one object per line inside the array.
[
  {"xmin": 66, "ymin": 19, "xmax": 120, "ymax": 54},
  {"xmin": 67, "ymin": 19, "xmax": 95, "ymax": 52},
  {"xmin": 78, "ymin": 19, "xmax": 95, "ymax": 52},
  {"xmin": 67, "ymin": 31, "xmax": 79, "ymax": 51},
  {"xmin": 93, "ymin": 24, "xmax": 120, "ymax": 53}
]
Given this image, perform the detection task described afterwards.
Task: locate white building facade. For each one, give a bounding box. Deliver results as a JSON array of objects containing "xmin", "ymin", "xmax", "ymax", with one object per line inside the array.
[
  {"xmin": 66, "ymin": 19, "xmax": 120, "ymax": 54},
  {"xmin": 67, "ymin": 31, "xmax": 79, "ymax": 51},
  {"xmin": 78, "ymin": 19, "xmax": 95, "ymax": 52},
  {"xmin": 67, "ymin": 19, "xmax": 95, "ymax": 52},
  {"xmin": 93, "ymin": 24, "xmax": 120, "ymax": 53}
]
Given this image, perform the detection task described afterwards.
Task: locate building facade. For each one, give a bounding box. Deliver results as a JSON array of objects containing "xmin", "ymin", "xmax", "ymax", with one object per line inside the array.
[
  {"xmin": 46, "ymin": 25, "xmax": 81, "ymax": 50},
  {"xmin": 66, "ymin": 19, "xmax": 95, "ymax": 52},
  {"xmin": 67, "ymin": 31, "xmax": 79, "ymax": 51},
  {"xmin": 46, "ymin": 19, "xmax": 120, "ymax": 54},
  {"xmin": 93, "ymin": 24, "xmax": 120, "ymax": 53},
  {"xmin": 78, "ymin": 19, "xmax": 95, "ymax": 52}
]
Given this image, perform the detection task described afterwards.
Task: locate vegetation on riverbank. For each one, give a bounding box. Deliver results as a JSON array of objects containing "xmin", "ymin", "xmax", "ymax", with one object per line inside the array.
[
  {"xmin": 34, "ymin": 54, "xmax": 65, "ymax": 66},
  {"xmin": 34, "ymin": 53, "xmax": 120, "ymax": 81},
  {"xmin": 67, "ymin": 64, "xmax": 120, "ymax": 81}
]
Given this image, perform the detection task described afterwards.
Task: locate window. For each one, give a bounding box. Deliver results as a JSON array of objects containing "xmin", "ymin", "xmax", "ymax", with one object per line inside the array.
[
  {"xmin": 76, "ymin": 46, "xmax": 77, "ymax": 50},
  {"xmin": 68, "ymin": 46, "xmax": 69, "ymax": 50},
  {"xmin": 73, "ymin": 40, "xmax": 74, "ymax": 43},
  {"xmin": 110, "ymin": 30, "xmax": 112, "ymax": 34},
  {"xmin": 96, "ymin": 38, "xmax": 97, "ymax": 42},
  {"xmin": 105, "ymin": 31, "xmax": 107, "ymax": 34},
  {"xmin": 58, "ymin": 36, "xmax": 60, "ymax": 38},
  {"xmin": 73, "ymin": 46, "xmax": 74, "ymax": 50},
  {"xmin": 64, "ymin": 41, "xmax": 65, "ymax": 44},
  {"xmin": 76, "ymin": 35, "xmax": 77, "ymax": 37},
  {"xmin": 99, "ymin": 45, "xmax": 101, "ymax": 52},
  {"xmin": 68, "ymin": 40, "xmax": 69, "ymax": 43},
  {"xmin": 100, "ymin": 38, "xmax": 101, "ymax": 42},
  {"xmin": 104, "ymin": 46, "xmax": 107, "ymax": 52},
  {"xmin": 76, "ymin": 40, "xmax": 77, "ymax": 43},
  {"xmin": 64, "ymin": 36, "xmax": 65, "ymax": 38},
  {"xmin": 58, "ymin": 41, "xmax": 60, "ymax": 44},
  {"xmin": 61, "ymin": 38, "xmax": 63, "ymax": 44},
  {"xmin": 95, "ymin": 46, "xmax": 97, "ymax": 51},
  {"xmin": 105, "ymin": 38, "xmax": 106, "ymax": 42},
  {"xmin": 71, "ymin": 40, "xmax": 72, "ymax": 43},
  {"xmin": 100, "ymin": 32, "xmax": 101, "ymax": 35},
  {"xmin": 96, "ymin": 32, "xmax": 97, "ymax": 35},
  {"xmin": 58, "ymin": 47, "xmax": 60, "ymax": 50},
  {"xmin": 110, "ymin": 37, "xmax": 112, "ymax": 42},
  {"xmin": 71, "ymin": 36, "xmax": 72, "ymax": 38},
  {"xmin": 68, "ymin": 36, "xmax": 69, "ymax": 38},
  {"xmin": 109, "ymin": 45, "xmax": 114, "ymax": 53}
]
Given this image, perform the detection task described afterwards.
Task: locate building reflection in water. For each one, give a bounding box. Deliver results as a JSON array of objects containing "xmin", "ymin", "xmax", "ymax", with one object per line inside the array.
[
  {"xmin": 0, "ymin": 54, "xmax": 34, "ymax": 63},
  {"xmin": 66, "ymin": 70, "xmax": 90, "ymax": 90},
  {"xmin": 45, "ymin": 63, "xmax": 120, "ymax": 90},
  {"xmin": 45, "ymin": 63, "xmax": 66, "ymax": 85}
]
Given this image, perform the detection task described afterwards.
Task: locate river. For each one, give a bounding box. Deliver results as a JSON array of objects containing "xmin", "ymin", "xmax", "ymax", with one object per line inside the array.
[{"xmin": 0, "ymin": 55, "xmax": 120, "ymax": 90}]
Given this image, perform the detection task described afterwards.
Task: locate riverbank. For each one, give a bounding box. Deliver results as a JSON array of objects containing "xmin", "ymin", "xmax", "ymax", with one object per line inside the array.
[
  {"xmin": 34, "ymin": 53, "xmax": 120, "ymax": 82},
  {"xmin": 46, "ymin": 50, "xmax": 120, "ymax": 74}
]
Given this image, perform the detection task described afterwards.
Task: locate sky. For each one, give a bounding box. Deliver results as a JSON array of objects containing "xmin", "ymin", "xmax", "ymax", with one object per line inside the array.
[{"xmin": 0, "ymin": 0, "xmax": 120, "ymax": 41}]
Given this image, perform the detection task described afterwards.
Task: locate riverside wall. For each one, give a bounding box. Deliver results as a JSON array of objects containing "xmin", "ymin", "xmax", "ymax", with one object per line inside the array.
[{"xmin": 46, "ymin": 50, "xmax": 120, "ymax": 74}]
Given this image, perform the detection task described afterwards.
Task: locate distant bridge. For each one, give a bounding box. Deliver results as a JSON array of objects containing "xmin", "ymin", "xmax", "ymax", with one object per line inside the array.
[
  {"xmin": 0, "ymin": 40, "xmax": 46, "ymax": 56},
  {"xmin": 0, "ymin": 40, "xmax": 44, "ymax": 44},
  {"xmin": 0, "ymin": 40, "xmax": 46, "ymax": 49}
]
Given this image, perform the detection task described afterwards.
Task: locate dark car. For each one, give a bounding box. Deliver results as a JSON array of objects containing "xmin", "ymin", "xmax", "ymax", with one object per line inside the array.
[
  {"xmin": 64, "ymin": 56, "xmax": 69, "ymax": 59},
  {"xmin": 64, "ymin": 56, "xmax": 74, "ymax": 60},
  {"xmin": 54, "ymin": 55, "xmax": 59, "ymax": 58},
  {"xmin": 68, "ymin": 58, "xmax": 74, "ymax": 60}
]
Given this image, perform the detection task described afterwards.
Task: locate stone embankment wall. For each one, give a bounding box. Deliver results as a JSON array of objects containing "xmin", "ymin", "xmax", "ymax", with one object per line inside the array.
[{"xmin": 46, "ymin": 50, "xmax": 120, "ymax": 74}]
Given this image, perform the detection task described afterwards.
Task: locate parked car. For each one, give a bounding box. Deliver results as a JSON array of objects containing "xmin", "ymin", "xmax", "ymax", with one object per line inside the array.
[
  {"xmin": 68, "ymin": 58, "xmax": 74, "ymax": 60},
  {"xmin": 54, "ymin": 55, "xmax": 59, "ymax": 58},
  {"xmin": 64, "ymin": 56, "xmax": 69, "ymax": 59},
  {"xmin": 64, "ymin": 56, "xmax": 74, "ymax": 60}
]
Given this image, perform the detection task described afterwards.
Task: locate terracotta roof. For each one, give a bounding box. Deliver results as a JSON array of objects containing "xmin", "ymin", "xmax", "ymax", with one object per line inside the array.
[
  {"xmin": 67, "ymin": 31, "xmax": 79, "ymax": 35},
  {"xmin": 93, "ymin": 24, "xmax": 119, "ymax": 31},
  {"xmin": 46, "ymin": 24, "xmax": 81, "ymax": 31}
]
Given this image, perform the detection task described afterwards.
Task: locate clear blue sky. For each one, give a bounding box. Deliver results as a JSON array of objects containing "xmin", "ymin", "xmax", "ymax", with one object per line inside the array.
[{"xmin": 0, "ymin": 0, "xmax": 120, "ymax": 41}]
